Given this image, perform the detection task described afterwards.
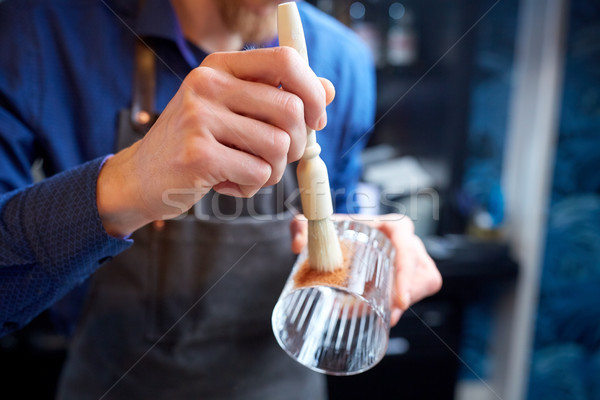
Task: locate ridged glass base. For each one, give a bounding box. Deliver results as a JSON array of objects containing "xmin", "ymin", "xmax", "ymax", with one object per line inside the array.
[{"xmin": 272, "ymin": 286, "xmax": 388, "ymax": 375}]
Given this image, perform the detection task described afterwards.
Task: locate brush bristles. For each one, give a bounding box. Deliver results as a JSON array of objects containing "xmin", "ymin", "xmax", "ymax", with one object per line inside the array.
[{"xmin": 307, "ymin": 218, "xmax": 343, "ymax": 272}]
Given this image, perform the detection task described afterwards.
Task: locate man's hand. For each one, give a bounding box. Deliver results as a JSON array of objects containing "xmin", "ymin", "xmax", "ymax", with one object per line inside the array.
[
  {"xmin": 97, "ymin": 47, "xmax": 335, "ymax": 238},
  {"xmin": 290, "ymin": 214, "xmax": 442, "ymax": 326}
]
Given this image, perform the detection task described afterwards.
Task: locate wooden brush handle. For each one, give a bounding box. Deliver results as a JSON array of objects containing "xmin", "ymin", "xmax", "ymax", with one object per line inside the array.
[
  {"xmin": 277, "ymin": 2, "xmax": 309, "ymax": 65},
  {"xmin": 278, "ymin": 1, "xmax": 334, "ymax": 221}
]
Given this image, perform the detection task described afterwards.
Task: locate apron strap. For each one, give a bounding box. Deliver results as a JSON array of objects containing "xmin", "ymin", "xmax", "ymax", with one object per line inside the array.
[{"xmin": 130, "ymin": 38, "xmax": 156, "ymax": 131}]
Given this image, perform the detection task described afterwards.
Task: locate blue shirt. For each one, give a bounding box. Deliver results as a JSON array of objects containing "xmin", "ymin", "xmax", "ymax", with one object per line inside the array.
[{"xmin": 0, "ymin": 0, "xmax": 375, "ymax": 336}]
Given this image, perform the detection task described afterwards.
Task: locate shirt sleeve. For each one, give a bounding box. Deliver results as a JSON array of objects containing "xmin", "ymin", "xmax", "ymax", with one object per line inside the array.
[
  {"xmin": 0, "ymin": 157, "xmax": 132, "ymax": 337},
  {"xmin": 0, "ymin": 2, "xmax": 132, "ymax": 336}
]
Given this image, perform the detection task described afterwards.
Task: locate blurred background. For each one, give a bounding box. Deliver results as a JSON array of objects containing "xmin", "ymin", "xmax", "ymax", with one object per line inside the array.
[{"xmin": 1, "ymin": 0, "xmax": 599, "ymax": 399}]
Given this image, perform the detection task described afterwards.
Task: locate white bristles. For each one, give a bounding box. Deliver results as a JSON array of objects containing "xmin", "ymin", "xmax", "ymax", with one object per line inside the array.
[{"xmin": 308, "ymin": 218, "xmax": 343, "ymax": 272}]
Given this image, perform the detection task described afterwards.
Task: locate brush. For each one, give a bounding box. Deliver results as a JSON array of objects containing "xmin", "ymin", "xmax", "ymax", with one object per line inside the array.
[{"xmin": 278, "ymin": 2, "xmax": 343, "ymax": 272}]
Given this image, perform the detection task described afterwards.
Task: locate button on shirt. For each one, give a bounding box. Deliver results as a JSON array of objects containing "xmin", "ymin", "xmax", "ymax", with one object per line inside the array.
[{"xmin": 0, "ymin": 0, "xmax": 375, "ymax": 336}]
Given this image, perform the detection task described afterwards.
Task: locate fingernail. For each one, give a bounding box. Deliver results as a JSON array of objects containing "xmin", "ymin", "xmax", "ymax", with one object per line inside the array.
[
  {"xmin": 317, "ymin": 112, "xmax": 327, "ymax": 130},
  {"xmin": 391, "ymin": 309, "xmax": 402, "ymax": 325}
]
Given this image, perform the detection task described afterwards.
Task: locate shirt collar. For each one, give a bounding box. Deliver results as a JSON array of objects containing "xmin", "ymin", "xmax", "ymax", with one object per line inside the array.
[
  {"xmin": 134, "ymin": 0, "xmax": 279, "ymax": 67},
  {"xmin": 135, "ymin": 0, "xmax": 201, "ymax": 67}
]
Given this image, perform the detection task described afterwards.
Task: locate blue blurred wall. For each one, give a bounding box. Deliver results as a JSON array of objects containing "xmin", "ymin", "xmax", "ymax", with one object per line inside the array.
[
  {"xmin": 460, "ymin": 2, "xmax": 600, "ymax": 398},
  {"xmin": 528, "ymin": 1, "xmax": 600, "ymax": 399}
]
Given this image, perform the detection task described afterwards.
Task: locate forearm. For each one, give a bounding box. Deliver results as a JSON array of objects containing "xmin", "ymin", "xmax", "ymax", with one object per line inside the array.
[{"xmin": 0, "ymin": 157, "xmax": 132, "ymax": 336}]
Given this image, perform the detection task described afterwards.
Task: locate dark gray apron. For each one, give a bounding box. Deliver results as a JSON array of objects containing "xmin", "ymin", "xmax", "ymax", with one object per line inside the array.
[{"xmin": 55, "ymin": 40, "xmax": 326, "ymax": 400}]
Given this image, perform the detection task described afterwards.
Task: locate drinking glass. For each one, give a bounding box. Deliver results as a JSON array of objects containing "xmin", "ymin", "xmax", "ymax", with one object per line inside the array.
[{"xmin": 272, "ymin": 219, "xmax": 396, "ymax": 375}]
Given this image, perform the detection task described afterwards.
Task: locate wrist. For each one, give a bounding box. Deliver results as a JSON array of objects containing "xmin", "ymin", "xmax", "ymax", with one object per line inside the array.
[{"xmin": 96, "ymin": 144, "xmax": 152, "ymax": 238}]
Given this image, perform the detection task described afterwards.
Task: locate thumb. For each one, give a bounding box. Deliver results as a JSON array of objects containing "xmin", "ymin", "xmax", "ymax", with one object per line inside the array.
[
  {"xmin": 319, "ymin": 77, "xmax": 336, "ymax": 106},
  {"xmin": 290, "ymin": 214, "xmax": 308, "ymax": 254}
]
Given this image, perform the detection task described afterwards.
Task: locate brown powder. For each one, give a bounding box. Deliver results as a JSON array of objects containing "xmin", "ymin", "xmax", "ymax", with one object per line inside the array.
[{"xmin": 293, "ymin": 241, "xmax": 355, "ymax": 288}]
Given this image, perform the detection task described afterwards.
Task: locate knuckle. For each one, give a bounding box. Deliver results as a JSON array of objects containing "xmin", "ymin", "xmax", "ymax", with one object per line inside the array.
[
  {"xmin": 180, "ymin": 135, "xmax": 210, "ymax": 169},
  {"xmin": 272, "ymin": 130, "xmax": 291, "ymax": 159},
  {"xmin": 186, "ymin": 66, "xmax": 227, "ymax": 97},
  {"xmin": 281, "ymin": 93, "xmax": 304, "ymax": 121},
  {"xmin": 288, "ymin": 142, "xmax": 304, "ymax": 163},
  {"xmin": 187, "ymin": 66, "xmax": 210, "ymax": 84},
  {"xmin": 201, "ymin": 52, "xmax": 223, "ymax": 68},
  {"xmin": 194, "ymin": 137, "xmax": 212, "ymax": 161},
  {"xmin": 270, "ymin": 160, "xmax": 287, "ymax": 184},
  {"xmin": 288, "ymin": 126, "xmax": 306, "ymax": 162},
  {"xmin": 238, "ymin": 184, "xmax": 259, "ymax": 198},
  {"xmin": 255, "ymin": 162, "xmax": 272, "ymax": 186},
  {"xmin": 275, "ymin": 46, "xmax": 301, "ymax": 69}
]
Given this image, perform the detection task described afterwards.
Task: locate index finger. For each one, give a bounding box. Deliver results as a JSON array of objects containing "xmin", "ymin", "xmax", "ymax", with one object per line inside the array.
[{"xmin": 203, "ymin": 48, "xmax": 327, "ymax": 131}]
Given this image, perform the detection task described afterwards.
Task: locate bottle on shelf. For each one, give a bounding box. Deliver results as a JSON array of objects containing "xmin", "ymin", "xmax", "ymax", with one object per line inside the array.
[
  {"xmin": 315, "ymin": 0, "xmax": 334, "ymax": 16},
  {"xmin": 348, "ymin": 1, "xmax": 384, "ymax": 68},
  {"xmin": 386, "ymin": 2, "xmax": 418, "ymax": 67}
]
